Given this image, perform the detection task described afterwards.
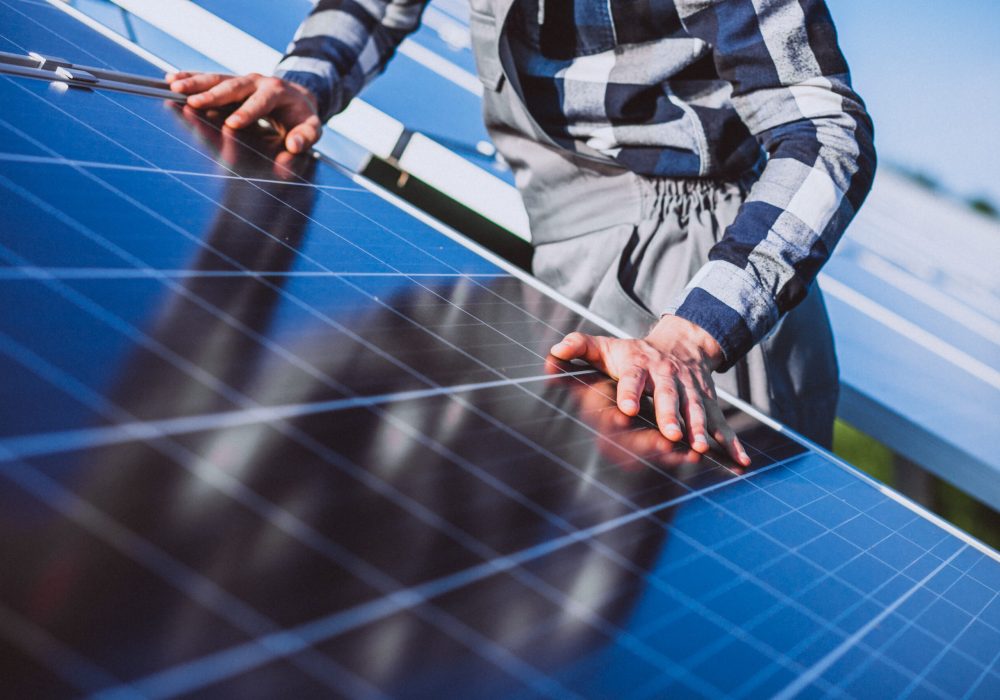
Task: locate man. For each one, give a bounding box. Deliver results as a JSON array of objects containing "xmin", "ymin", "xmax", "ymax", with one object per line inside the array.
[{"xmin": 167, "ymin": 0, "xmax": 875, "ymax": 464}]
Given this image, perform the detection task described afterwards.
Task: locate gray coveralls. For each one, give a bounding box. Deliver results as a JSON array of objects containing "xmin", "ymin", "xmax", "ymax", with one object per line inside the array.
[{"xmin": 467, "ymin": 0, "xmax": 840, "ymax": 448}]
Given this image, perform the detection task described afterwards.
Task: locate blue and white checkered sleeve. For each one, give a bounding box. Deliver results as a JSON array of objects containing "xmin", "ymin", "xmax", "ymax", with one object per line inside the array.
[
  {"xmin": 672, "ymin": 0, "xmax": 876, "ymax": 370},
  {"xmin": 273, "ymin": 0, "xmax": 427, "ymax": 121}
]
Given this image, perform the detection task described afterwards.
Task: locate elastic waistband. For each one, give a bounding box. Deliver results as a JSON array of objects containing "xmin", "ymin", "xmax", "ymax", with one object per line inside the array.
[
  {"xmin": 641, "ymin": 173, "xmax": 754, "ymax": 199},
  {"xmin": 529, "ymin": 169, "xmax": 757, "ymax": 245}
]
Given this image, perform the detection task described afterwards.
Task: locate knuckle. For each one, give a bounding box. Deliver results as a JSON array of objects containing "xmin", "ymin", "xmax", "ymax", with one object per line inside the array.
[
  {"xmin": 659, "ymin": 358, "xmax": 680, "ymax": 375},
  {"xmin": 650, "ymin": 362, "xmax": 675, "ymax": 381},
  {"xmin": 260, "ymin": 76, "xmax": 284, "ymax": 91},
  {"xmin": 652, "ymin": 376, "xmax": 672, "ymax": 391},
  {"xmin": 654, "ymin": 385, "xmax": 677, "ymax": 401},
  {"xmin": 625, "ymin": 347, "xmax": 647, "ymax": 364},
  {"xmin": 625, "ymin": 367, "xmax": 646, "ymax": 381},
  {"xmin": 686, "ymin": 401, "xmax": 706, "ymax": 419}
]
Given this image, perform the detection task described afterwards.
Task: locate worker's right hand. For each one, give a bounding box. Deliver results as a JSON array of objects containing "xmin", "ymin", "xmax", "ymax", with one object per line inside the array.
[{"xmin": 166, "ymin": 72, "xmax": 323, "ymax": 155}]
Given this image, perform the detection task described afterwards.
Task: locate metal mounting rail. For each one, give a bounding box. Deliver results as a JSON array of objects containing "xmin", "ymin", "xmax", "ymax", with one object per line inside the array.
[{"xmin": 0, "ymin": 49, "xmax": 183, "ymax": 102}]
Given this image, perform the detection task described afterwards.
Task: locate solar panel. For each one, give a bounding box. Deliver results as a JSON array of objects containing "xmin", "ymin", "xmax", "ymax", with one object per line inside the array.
[{"xmin": 1, "ymin": 1, "xmax": 999, "ymax": 698}]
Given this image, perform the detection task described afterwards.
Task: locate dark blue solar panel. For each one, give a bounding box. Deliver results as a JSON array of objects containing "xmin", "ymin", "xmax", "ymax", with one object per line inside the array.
[
  {"xmin": 0, "ymin": 0, "xmax": 161, "ymax": 75},
  {"xmin": 1, "ymin": 2, "xmax": 999, "ymax": 699}
]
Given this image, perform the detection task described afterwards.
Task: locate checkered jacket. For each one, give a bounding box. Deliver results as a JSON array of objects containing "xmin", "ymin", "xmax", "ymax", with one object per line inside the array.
[{"xmin": 275, "ymin": 0, "xmax": 876, "ymax": 369}]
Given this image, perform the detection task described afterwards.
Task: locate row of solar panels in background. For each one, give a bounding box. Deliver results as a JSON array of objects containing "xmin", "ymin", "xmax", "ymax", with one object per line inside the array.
[{"xmin": 90, "ymin": 0, "xmax": 1000, "ymax": 510}]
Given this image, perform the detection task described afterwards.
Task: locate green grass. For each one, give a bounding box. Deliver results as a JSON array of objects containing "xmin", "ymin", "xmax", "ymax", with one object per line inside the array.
[{"xmin": 833, "ymin": 420, "xmax": 894, "ymax": 483}]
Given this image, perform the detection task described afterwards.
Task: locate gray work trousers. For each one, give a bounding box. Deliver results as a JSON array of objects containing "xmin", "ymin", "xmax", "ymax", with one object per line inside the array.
[{"xmin": 530, "ymin": 175, "xmax": 840, "ymax": 448}]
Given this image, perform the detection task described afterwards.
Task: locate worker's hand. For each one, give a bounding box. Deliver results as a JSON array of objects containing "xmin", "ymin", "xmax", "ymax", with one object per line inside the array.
[
  {"xmin": 549, "ymin": 315, "xmax": 751, "ymax": 467},
  {"xmin": 166, "ymin": 71, "xmax": 322, "ymax": 154}
]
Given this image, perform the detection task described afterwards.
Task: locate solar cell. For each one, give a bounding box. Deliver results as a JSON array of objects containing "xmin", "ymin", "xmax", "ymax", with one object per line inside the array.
[{"xmin": 1, "ymin": 2, "xmax": 999, "ymax": 698}]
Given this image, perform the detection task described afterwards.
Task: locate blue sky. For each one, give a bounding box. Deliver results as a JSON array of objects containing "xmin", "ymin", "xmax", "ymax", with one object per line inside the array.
[{"xmin": 826, "ymin": 0, "xmax": 1000, "ymax": 205}]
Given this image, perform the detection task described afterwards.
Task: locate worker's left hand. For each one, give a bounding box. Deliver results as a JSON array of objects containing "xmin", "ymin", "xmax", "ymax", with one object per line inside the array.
[
  {"xmin": 166, "ymin": 71, "xmax": 322, "ymax": 155},
  {"xmin": 549, "ymin": 315, "xmax": 751, "ymax": 467}
]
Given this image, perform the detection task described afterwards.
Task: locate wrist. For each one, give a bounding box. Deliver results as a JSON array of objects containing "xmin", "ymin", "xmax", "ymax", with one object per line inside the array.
[
  {"xmin": 287, "ymin": 81, "xmax": 319, "ymax": 114},
  {"xmin": 646, "ymin": 315, "xmax": 725, "ymax": 370},
  {"xmin": 276, "ymin": 70, "xmax": 328, "ymax": 117}
]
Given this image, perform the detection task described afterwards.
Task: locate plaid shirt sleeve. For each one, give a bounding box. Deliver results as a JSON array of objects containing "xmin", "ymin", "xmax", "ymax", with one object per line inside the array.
[
  {"xmin": 667, "ymin": 0, "xmax": 876, "ymax": 370},
  {"xmin": 273, "ymin": 0, "xmax": 427, "ymax": 120}
]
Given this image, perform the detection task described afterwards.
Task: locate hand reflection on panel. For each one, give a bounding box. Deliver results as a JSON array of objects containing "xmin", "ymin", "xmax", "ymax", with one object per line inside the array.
[
  {"xmin": 11, "ymin": 115, "xmax": 742, "ymax": 695},
  {"xmin": 177, "ymin": 103, "xmax": 310, "ymax": 183},
  {"xmin": 112, "ymin": 113, "xmax": 319, "ymax": 422},
  {"xmin": 549, "ymin": 366, "xmax": 706, "ymax": 474}
]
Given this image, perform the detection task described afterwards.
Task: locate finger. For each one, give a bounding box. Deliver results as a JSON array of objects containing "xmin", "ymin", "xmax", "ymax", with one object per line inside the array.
[
  {"xmin": 708, "ymin": 403, "xmax": 751, "ymax": 467},
  {"xmin": 225, "ymin": 82, "xmax": 282, "ymax": 129},
  {"xmin": 615, "ymin": 365, "xmax": 647, "ymax": 416},
  {"xmin": 651, "ymin": 372, "xmax": 683, "ymax": 441},
  {"xmin": 188, "ymin": 75, "xmax": 256, "ymax": 110},
  {"xmin": 285, "ymin": 115, "xmax": 322, "ymax": 154},
  {"xmin": 680, "ymin": 381, "xmax": 710, "ymax": 453},
  {"xmin": 550, "ymin": 332, "xmax": 608, "ymax": 371},
  {"xmin": 170, "ymin": 72, "xmax": 228, "ymax": 96}
]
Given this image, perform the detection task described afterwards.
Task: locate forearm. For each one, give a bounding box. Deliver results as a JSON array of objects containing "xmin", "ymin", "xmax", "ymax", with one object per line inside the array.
[
  {"xmin": 669, "ymin": 93, "xmax": 876, "ymax": 368},
  {"xmin": 274, "ymin": 0, "xmax": 426, "ymax": 120},
  {"xmin": 673, "ymin": 0, "xmax": 877, "ymax": 369}
]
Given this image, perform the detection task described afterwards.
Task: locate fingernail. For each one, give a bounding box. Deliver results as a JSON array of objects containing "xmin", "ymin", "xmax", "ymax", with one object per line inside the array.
[
  {"xmin": 226, "ymin": 114, "xmax": 244, "ymax": 127},
  {"xmin": 290, "ymin": 135, "xmax": 303, "ymax": 152},
  {"xmin": 693, "ymin": 435, "xmax": 708, "ymax": 449},
  {"xmin": 621, "ymin": 400, "xmax": 637, "ymax": 414},
  {"xmin": 664, "ymin": 423, "xmax": 682, "ymax": 438}
]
